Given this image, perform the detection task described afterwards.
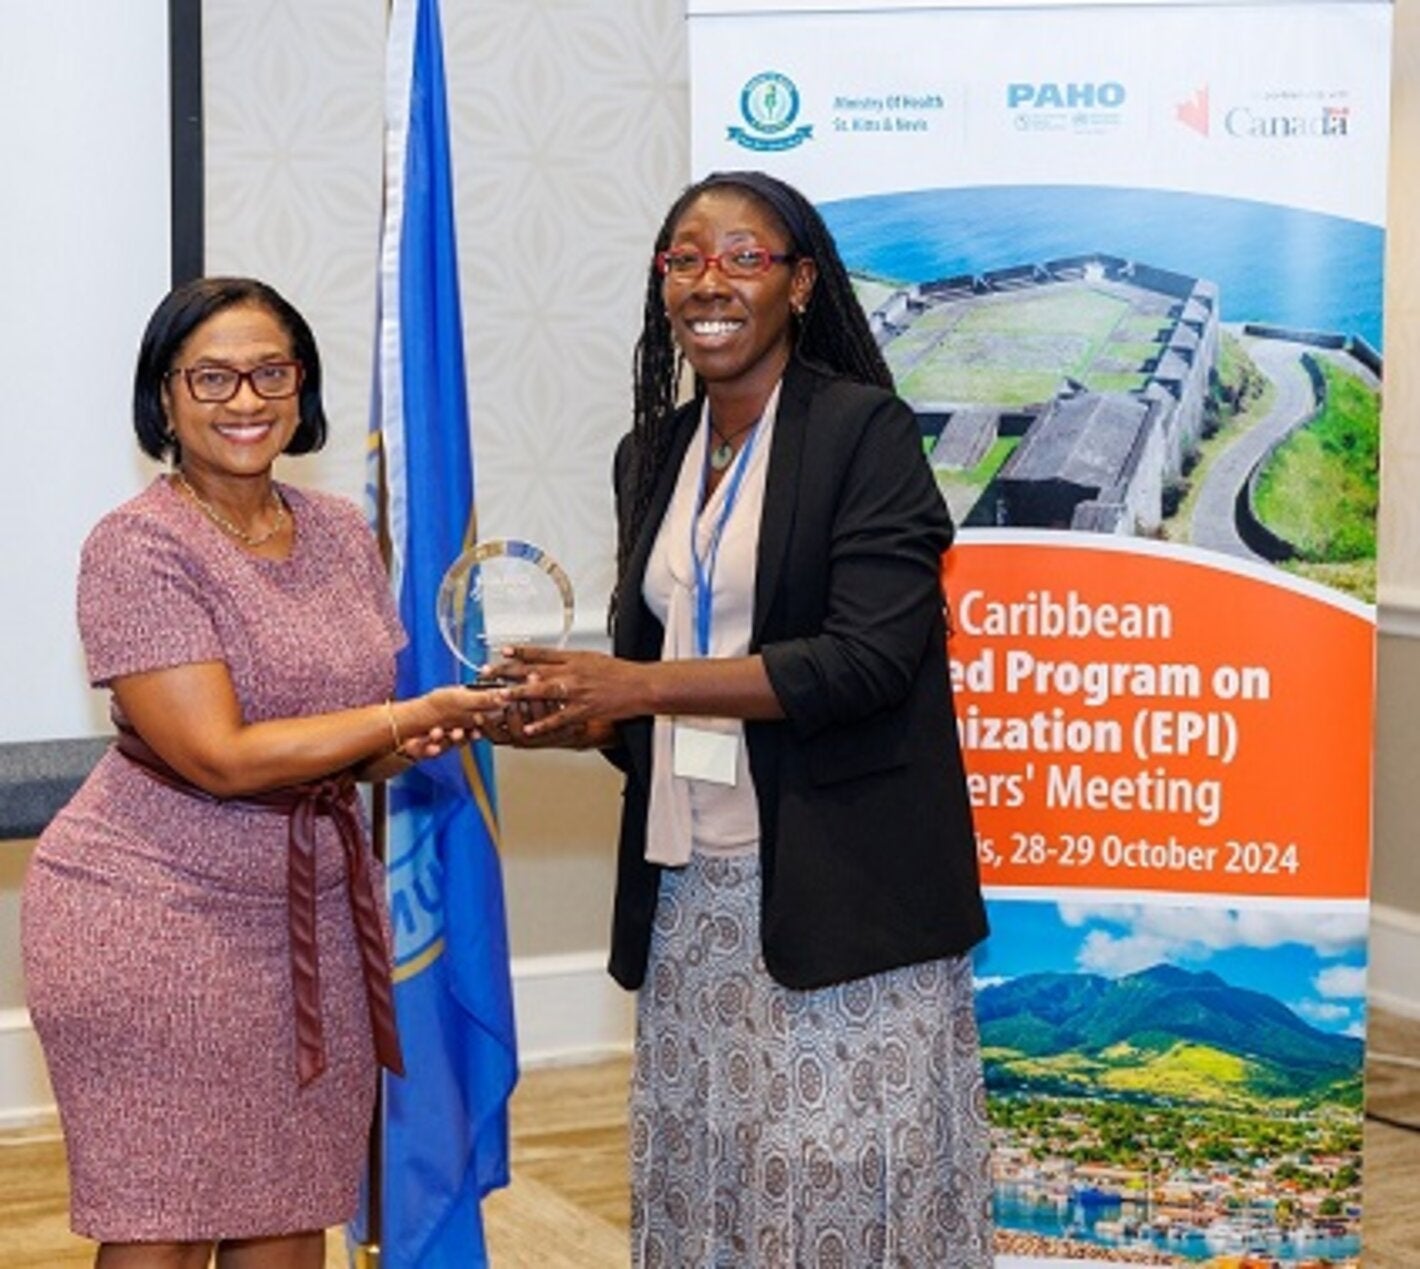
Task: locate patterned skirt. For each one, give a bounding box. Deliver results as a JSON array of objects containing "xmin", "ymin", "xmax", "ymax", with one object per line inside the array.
[{"xmin": 629, "ymin": 852, "xmax": 993, "ymax": 1268}]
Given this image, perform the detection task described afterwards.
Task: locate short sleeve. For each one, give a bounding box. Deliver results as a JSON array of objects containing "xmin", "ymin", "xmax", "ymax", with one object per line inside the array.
[
  {"xmin": 326, "ymin": 495, "xmax": 407, "ymax": 654},
  {"xmin": 77, "ymin": 512, "xmax": 226, "ymax": 686}
]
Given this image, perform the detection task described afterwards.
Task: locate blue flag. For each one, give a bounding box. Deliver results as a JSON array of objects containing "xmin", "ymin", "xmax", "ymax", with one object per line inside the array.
[{"xmin": 367, "ymin": 0, "xmax": 518, "ymax": 1264}]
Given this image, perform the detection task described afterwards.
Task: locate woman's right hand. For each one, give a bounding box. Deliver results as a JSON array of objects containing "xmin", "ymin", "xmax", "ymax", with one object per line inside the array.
[{"xmin": 486, "ymin": 697, "xmax": 620, "ymax": 751}]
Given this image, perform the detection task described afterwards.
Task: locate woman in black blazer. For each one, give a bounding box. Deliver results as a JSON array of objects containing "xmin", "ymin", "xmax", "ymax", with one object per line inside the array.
[{"xmin": 496, "ymin": 170, "xmax": 992, "ymax": 1267}]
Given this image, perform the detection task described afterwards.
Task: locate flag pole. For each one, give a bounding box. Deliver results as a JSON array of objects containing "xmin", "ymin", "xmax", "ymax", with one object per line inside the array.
[
  {"xmin": 353, "ymin": 487, "xmax": 390, "ymax": 1269},
  {"xmin": 350, "ymin": 355, "xmax": 390, "ymax": 1264},
  {"xmin": 353, "ymin": 3, "xmax": 397, "ymax": 1262}
]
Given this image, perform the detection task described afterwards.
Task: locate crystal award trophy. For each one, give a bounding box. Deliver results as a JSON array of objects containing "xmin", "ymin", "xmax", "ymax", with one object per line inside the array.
[{"xmin": 436, "ymin": 538, "xmax": 575, "ymax": 682}]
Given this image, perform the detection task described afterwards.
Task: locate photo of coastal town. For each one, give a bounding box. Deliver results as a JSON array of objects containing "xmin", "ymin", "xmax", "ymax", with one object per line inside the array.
[
  {"xmin": 827, "ymin": 185, "xmax": 1382, "ymax": 603},
  {"xmin": 974, "ymin": 898, "xmax": 1368, "ymax": 1266}
]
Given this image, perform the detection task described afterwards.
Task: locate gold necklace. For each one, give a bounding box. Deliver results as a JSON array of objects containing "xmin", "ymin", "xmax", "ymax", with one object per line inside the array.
[{"xmin": 174, "ymin": 470, "xmax": 288, "ymax": 548}]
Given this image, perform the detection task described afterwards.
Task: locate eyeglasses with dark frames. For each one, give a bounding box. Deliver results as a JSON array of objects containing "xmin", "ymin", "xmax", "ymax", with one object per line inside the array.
[
  {"xmin": 655, "ymin": 246, "xmax": 798, "ymax": 282},
  {"xmin": 167, "ymin": 361, "xmax": 304, "ymax": 403}
]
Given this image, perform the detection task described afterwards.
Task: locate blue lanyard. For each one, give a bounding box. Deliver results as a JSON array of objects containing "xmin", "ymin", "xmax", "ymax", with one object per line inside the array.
[{"xmin": 691, "ymin": 416, "xmax": 761, "ymax": 657}]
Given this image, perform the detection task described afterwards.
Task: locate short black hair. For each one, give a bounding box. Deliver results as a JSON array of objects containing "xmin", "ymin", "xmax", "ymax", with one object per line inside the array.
[{"xmin": 133, "ymin": 276, "xmax": 329, "ymax": 462}]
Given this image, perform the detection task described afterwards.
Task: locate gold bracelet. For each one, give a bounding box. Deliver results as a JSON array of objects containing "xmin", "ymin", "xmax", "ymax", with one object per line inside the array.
[{"xmin": 385, "ymin": 699, "xmax": 404, "ymax": 755}]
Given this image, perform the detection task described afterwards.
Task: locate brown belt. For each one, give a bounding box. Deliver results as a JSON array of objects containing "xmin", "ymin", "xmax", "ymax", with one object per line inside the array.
[{"xmin": 113, "ymin": 725, "xmax": 405, "ymax": 1087}]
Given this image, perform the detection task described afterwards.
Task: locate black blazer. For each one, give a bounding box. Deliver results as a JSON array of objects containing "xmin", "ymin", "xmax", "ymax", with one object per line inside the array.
[{"xmin": 606, "ymin": 356, "xmax": 987, "ymax": 990}]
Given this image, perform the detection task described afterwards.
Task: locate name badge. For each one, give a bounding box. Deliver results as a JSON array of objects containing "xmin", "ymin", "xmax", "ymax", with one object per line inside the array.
[{"xmin": 672, "ymin": 723, "xmax": 739, "ymax": 786}]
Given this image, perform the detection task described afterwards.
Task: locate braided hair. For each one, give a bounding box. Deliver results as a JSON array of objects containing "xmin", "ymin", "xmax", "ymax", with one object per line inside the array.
[{"xmin": 615, "ymin": 171, "xmax": 892, "ymax": 618}]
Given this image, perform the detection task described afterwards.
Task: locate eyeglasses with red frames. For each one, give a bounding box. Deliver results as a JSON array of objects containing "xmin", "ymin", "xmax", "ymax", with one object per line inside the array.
[
  {"xmin": 167, "ymin": 360, "xmax": 304, "ymax": 403},
  {"xmin": 655, "ymin": 246, "xmax": 799, "ymax": 282}
]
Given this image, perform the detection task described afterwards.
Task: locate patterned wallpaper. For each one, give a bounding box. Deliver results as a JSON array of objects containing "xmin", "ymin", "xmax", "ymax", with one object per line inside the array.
[
  {"xmin": 203, "ymin": 0, "xmax": 386, "ymax": 499},
  {"xmin": 204, "ymin": 0, "xmax": 690, "ymax": 634}
]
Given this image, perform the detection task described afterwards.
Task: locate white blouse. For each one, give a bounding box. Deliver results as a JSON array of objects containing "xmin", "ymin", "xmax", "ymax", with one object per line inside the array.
[{"xmin": 641, "ymin": 383, "xmax": 781, "ymax": 864}]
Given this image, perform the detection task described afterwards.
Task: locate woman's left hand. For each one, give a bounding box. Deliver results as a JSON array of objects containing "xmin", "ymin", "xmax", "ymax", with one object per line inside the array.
[{"xmin": 488, "ymin": 646, "xmax": 649, "ymax": 741}]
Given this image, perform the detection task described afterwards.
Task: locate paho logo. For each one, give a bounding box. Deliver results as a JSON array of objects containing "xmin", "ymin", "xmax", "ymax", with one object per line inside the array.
[
  {"xmin": 728, "ymin": 71, "xmax": 813, "ymax": 152},
  {"xmin": 1006, "ymin": 81, "xmax": 1126, "ymax": 111},
  {"xmin": 1175, "ymin": 84, "xmax": 1352, "ymax": 140},
  {"xmin": 1006, "ymin": 81, "xmax": 1126, "ymax": 135}
]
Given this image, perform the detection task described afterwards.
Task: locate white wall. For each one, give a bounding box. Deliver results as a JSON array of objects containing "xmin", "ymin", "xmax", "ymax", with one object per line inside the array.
[{"xmin": 0, "ymin": 2, "xmax": 170, "ymax": 743}]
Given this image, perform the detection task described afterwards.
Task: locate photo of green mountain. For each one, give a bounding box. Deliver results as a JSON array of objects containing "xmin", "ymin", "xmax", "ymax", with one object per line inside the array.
[{"xmin": 982, "ymin": 963, "xmax": 1361, "ymax": 1108}]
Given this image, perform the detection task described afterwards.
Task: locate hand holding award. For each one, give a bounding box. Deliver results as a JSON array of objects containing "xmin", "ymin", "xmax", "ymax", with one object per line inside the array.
[{"xmin": 436, "ymin": 539, "xmax": 574, "ymax": 683}]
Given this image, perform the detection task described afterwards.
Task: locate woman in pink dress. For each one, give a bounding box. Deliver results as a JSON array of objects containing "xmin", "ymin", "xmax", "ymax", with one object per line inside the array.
[{"xmin": 22, "ymin": 277, "xmax": 498, "ymax": 1269}]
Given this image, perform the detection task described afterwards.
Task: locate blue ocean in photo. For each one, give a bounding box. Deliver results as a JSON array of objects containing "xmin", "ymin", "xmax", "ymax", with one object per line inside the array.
[
  {"xmin": 992, "ymin": 1188, "xmax": 1361, "ymax": 1263},
  {"xmin": 822, "ymin": 185, "xmax": 1385, "ymax": 352}
]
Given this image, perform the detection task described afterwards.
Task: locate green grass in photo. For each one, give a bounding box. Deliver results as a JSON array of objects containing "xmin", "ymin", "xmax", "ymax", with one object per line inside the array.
[
  {"xmin": 850, "ymin": 276, "xmax": 901, "ymax": 316},
  {"xmin": 1114, "ymin": 311, "xmax": 1172, "ymax": 342},
  {"xmin": 1254, "ymin": 358, "xmax": 1378, "ymax": 564},
  {"xmin": 890, "ymin": 284, "xmax": 1141, "ymax": 406},
  {"xmin": 935, "ymin": 434, "xmax": 1015, "ymax": 485}
]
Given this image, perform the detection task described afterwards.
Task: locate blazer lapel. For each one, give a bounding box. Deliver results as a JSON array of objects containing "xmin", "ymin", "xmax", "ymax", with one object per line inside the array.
[{"xmin": 753, "ymin": 357, "xmax": 813, "ymax": 647}]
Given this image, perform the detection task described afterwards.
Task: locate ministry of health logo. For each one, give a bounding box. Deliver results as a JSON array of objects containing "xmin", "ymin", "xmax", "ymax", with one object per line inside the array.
[{"xmin": 729, "ymin": 71, "xmax": 813, "ymax": 152}]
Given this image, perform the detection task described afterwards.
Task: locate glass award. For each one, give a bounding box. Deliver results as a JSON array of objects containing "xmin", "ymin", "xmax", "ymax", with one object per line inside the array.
[{"xmin": 436, "ymin": 538, "xmax": 574, "ymax": 681}]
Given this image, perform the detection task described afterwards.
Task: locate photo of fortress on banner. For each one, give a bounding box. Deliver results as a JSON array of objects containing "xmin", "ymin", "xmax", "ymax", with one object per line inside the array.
[{"xmin": 851, "ymin": 247, "xmax": 1377, "ymax": 598}]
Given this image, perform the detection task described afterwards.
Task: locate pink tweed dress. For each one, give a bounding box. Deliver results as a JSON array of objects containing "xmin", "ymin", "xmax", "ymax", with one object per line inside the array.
[{"xmin": 22, "ymin": 477, "xmax": 405, "ymax": 1242}]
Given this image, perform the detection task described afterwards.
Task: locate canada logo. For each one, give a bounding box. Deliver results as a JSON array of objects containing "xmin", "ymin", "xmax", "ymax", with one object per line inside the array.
[{"xmin": 1176, "ymin": 85, "xmax": 1209, "ymax": 136}]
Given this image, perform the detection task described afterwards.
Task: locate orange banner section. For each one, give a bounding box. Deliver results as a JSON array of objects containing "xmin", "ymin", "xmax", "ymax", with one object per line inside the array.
[{"xmin": 944, "ymin": 539, "xmax": 1373, "ymax": 899}]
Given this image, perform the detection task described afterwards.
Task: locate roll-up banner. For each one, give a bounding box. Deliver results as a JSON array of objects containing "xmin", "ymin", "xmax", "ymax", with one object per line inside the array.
[{"xmin": 690, "ymin": 2, "xmax": 1386, "ymax": 1263}]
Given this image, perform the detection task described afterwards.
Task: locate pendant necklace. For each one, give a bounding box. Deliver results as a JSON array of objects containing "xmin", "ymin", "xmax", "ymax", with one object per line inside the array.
[
  {"xmin": 707, "ymin": 416, "xmax": 757, "ymax": 472},
  {"xmin": 174, "ymin": 470, "xmax": 289, "ymax": 548}
]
